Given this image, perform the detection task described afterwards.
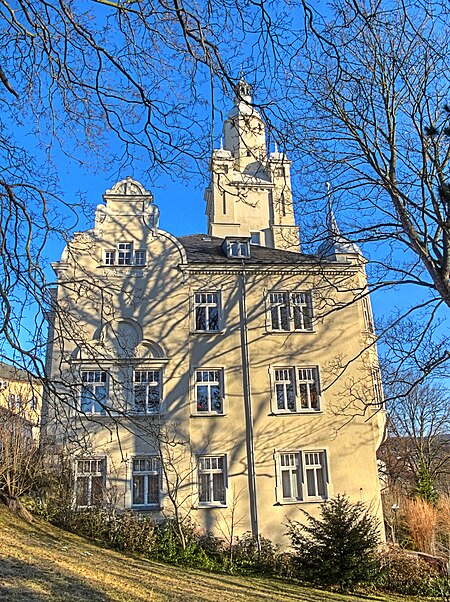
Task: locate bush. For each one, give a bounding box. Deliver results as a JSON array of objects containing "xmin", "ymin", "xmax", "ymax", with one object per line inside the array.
[
  {"xmin": 375, "ymin": 546, "xmax": 449, "ymax": 597},
  {"xmin": 287, "ymin": 494, "xmax": 380, "ymax": 590},
  {"xmin": 230, "ymin": 532, "xmax": 294, "ymax": 577}
]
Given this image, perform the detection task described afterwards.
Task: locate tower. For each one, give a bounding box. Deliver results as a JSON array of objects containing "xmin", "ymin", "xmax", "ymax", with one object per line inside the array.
[{"xmin": 205, "ymin": 80, "xmax": 300, "ymax": 251}]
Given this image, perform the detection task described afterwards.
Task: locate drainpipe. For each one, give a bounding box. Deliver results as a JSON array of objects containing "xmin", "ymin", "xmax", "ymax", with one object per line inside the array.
[{"xmin": 238, "ymin": 270, "xmax": 260, "ymax": 552}]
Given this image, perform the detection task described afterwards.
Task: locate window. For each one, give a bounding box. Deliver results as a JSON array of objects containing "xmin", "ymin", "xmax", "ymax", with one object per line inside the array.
[
  {"xmin": 132, "ymin": 457, "xmax": 161, "ymax": 507},
  {"xmin": 298, "ymin": 368, "xmax": 320, "ymax": 410},
  {"xmin": 227, "ymin": 240, "xmax": 250, "ymax": 258},
  {"xmin": 80, "ymin": 371, "xmax": 108, "ymax": 414},
  {"xmin": 372, "ymin": 368, "xmax": 384, "ymax": 408},
  {"xmin": 274, "ymin": 368, "xmax": 296, "ymax": 411},
  {"xmin": 194, "ymin": 292, "xmax": 220, "ymax": 331},
  {"xmin": 104, "ymin": 251, "xmax": 115, "ymax": 265},
  {"xmin": 75, "ymin": 458, "xmax": 106, "ymax": 507},
  {"xmin": 118, "ymin": 242, "xmax": 133, "ymax": 265},
  {"xmin": 134, "ymin": 250, "xmax": 146, "ymax": 265},
  {"xmin": 198, "ymin": 456, "xmax": 226, "ymax": 505},
  {"xmin": 250, "ymin": 231, "xmax": 261, "ymax": 246},
  {"xmin": 291, "ymin": 292, "xmax": 313, "ymax": 331},
  {"xmin": 273, "ymin": 367, "xmax": 321, "ymax": 412},
  {"xmin": 279, "ymin": 452, "xmax": 302, "ymax": 500},
  {"xmin": 133, "ymin": 370, "xmax": 161, "ymax": 414},
  {"xmin": 104, "ymin": 244, "xmax": 146, "ymax": 266},
  {"xmin": 304, "ymin": 452, "xmax": 327, "ymax": 498},
  {"xmin": 362, "ymin": 296, "xmax": 375, "ymax": 333},
  {"xmin": 277, "ymin": 451, "xmax": 327, "ymax": 503},
  {"xmin": 268, "ymin": 291, "xmax": 313, "ymax": 332},
  {"xmin": 195, "ymin": 370, "xmax": 223, "ymax": 414},
  {"xmin": 269, "ymin": 292, "xmax": 289, "ymax": 331},
  {"xmin": 8, "ymin": 394, "xmax": 21, "ymax": 411}
]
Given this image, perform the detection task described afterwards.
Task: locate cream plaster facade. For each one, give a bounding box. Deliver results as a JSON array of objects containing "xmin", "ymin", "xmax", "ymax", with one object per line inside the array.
[
  {"xmin": 44, "ymin": 82, "xmax": 385, "ymax": 545},
  {"xmin": 0, "ymin": 361, "xmax": 42, "ymax": 439}
]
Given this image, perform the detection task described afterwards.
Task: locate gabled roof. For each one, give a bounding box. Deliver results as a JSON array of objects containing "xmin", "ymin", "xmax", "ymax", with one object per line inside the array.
[
  {"xmin": 0, "ymin": 361, "xmax": 37, "ymax": 383},
  {"xmin": 178, "ymin": 235, "xmax": 318, "ymax": 265}
]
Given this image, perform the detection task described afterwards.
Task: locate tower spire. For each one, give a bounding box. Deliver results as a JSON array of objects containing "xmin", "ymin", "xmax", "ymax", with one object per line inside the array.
[
  {"xmin": 319, "ymin": 183, "xmax": 361, "ymax": 259},
  {"xmin": 326, "ymin": 182, "xmax": 340, "ymax": 237}
]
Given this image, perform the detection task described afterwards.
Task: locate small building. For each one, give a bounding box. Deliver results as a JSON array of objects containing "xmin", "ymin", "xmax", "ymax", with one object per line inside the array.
[
  {"xmin": 44, "ymin": 81, "xmax": 385, "ymax": 545},
  {"xmin": 0, "ymin": 361, "xmax": 42, "ymax": 439}
]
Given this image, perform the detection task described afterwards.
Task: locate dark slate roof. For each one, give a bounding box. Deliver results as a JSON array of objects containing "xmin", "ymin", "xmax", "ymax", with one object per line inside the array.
[
  {"xmin": 178, "ymin": 234, "xmax": 319, "ymax": 265},
  {"xmin": 0, "ymin": 361, "xmax": 35, "ymax": 382}
]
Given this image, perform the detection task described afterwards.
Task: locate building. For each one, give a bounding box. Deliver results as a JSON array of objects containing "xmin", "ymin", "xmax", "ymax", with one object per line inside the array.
[
  {"xmin": 44, "ymin": 81, "xmax": 385, "ymax": 544},
  {"xmin": 0, "ymin": 361, "xmax": 41, "ymax": 439}
]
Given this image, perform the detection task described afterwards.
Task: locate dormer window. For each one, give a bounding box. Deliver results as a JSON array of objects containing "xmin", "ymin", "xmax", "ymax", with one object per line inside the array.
[{"xmin": 223, "ymin": 238, "xmax": 250, "ymax": 259}]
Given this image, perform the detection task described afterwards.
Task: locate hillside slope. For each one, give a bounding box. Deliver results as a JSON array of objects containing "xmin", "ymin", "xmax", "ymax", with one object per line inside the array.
[{"xmin": 0, "ymin": 506, "xmax": 425, "ymax": 602}]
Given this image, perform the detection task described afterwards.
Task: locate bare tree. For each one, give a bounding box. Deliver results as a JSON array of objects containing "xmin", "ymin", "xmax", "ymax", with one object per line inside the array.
[
  {"xmin": 0, "ymin": 0, "xmax": 306, "ymax": 374},
  {"xmin": 281, "ymin": 0, "xmax": 450, "ymax": 378},
  {"xmin": 0, "ymin": 408, "xmax": 44, "ymax": 518},
  {"xmin": 379, "ymin": 374, "xmax": 450, "ymax": 494}
]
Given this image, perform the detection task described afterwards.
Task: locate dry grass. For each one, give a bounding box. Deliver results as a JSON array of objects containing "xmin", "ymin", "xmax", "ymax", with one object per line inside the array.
[
  {"xmin": 0, "ymin": 505, "xmax": 429, "ymax": 602},
  {"xmin": 403, "ymin": 499, "xmax": 438, "ymax": 554}
]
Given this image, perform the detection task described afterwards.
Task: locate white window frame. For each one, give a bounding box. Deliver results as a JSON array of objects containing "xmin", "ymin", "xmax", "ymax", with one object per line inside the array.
[
  {"xmin": 74, "ymin": 458, "xmax": 106, "ymax": 508},
  {"xmin": 117, "ymin": 242, "xmax": 133, "ymax": 265},
  {"xmin": 193, "ymin": 292, "xmax": 221, "ymax": 332},
  {"xmin": 304, "ymin": 451, "xmax": 328, "ymax": 500},
  {"xmin": 197, "ymin": 455, "xmax": 227, "ymax": 507},
  {"xmin": 193, "ymin": 369, "xmax": 224, "ymax": 415},
  {"xmin": 133, "ymin": 369, "xmax": 162, "ymax": 414},
  {"xmin": 268, "ymin": 292, "xmax": 290, "ymax": 331},
  {"xmin": 104, "ymin": 250, "xmax": 115, "ymax": 265},
  {"xmin": 227, "ymin": 240, "xmax": 250, "ymax": 258},
  {"xmin": 272, "ymin": 366, "xmax": 321, "ymax": 413},
  {"xmin": 279, "ymin": 452, "xmax": 302, "ymax": 501},
  {"xmin": 80, "ymin": 370, "xmax": 109, "ymax": 415},
  {"xmin": 103, "ymin": 244, "xmax": 146, "ymax": 266},
  {"xmin": 297, "ymin": 367, "xmax": 321, "ymax": 411},
  {"xmin": 134, "ymin": 249, "xmax": 146, "ymax": 265},
  {"xmin": 276, "ymin": 450, "xmax": 328, "ymax": 504},
  {"xmin": 268, "ymin": 290, "xmax": 314, "ymax": 332},
  {"xmin": 131, "ymin": 456, "xmax": 161, "ymax": 508}
]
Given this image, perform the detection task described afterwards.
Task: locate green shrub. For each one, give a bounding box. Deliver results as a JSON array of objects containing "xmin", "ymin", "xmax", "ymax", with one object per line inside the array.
[
  {"xmin": 231, "ymin": 532, "xmax": 294, "ymax": 577},
  {"xmin": 287, "ymin": 494, "xmax": 380, "ymax": 590}
]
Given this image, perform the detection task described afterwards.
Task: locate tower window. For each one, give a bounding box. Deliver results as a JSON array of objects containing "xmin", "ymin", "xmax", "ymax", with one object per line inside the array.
[{"xmin": 250, "ymin": 232, "xmax": 261, "ymax": 246}]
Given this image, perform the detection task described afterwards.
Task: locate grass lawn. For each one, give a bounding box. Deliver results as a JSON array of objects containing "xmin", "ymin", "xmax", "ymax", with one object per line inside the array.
[{"xmin": 0, "ymin": 505, "xmax": 431, "ymax": 602}]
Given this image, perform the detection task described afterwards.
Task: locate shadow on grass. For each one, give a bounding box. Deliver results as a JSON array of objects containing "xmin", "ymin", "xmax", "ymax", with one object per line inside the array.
[{"xmin": 0, "ymin": 556, "xmax": 114, "ymax": 602}]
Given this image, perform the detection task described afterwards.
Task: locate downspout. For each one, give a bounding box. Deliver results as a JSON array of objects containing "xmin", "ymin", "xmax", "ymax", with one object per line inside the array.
[
  {"xmin": 238, "ymin": 269, "xmax": 260, "ymax": 552},
  {"xmin": 40, "ymin": 287, "xmax": 57, "ymax": 450}
]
